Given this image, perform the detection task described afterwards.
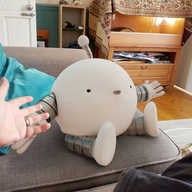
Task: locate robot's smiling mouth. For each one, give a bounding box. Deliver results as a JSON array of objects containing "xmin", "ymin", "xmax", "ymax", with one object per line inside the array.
[{"xmin": 113, "ymin": 90, "xmax": 121, "ymax": 95}]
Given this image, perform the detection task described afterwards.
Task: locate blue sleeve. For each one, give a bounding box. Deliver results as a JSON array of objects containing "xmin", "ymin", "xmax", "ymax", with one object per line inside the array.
[
  {"xmin": 0, "ymin": 45, "xmax": 10, "ymax": 155},
  {"xmin": 0, "ymin": 44, "xmax": 8, "ymax": 76},
  {"xmin": 0, "ymin": 146, "xmax": 10, "ymax": 155}
]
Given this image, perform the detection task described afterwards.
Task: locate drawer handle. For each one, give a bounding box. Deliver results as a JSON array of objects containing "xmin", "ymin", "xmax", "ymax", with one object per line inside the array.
[{"xmin": 140, "ymin": 66, "xmax": 148, "ymax": 70}]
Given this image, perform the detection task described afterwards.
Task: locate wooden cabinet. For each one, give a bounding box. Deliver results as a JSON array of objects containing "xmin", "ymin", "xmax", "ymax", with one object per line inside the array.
[
  {"xmin": 89, "ymin": 12, "xmax": 185, "ymax": 88},
  {"xmin": 108, "ymin": 32, "xmax": 182, "ymax": 87},
  {"xmin": 59, "ymin": 4, "xmax": 86, "ymax": 48}
]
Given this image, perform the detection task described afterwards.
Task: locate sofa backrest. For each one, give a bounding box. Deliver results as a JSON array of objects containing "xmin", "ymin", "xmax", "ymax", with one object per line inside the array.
[{"xmin": 3, "ymin": 47, "xmax": 89, "ymax": 77}]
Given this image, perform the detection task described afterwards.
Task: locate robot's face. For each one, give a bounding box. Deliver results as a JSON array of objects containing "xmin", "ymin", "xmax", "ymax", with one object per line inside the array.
[{"xmin": 52, "ymin": 59, "xmax": 137, "ymax": 136}]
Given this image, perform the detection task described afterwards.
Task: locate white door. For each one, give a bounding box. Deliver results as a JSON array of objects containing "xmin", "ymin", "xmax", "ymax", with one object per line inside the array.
[{"xmin": 0, "ymin": 0, "xmax": 37, "ymax": 47}]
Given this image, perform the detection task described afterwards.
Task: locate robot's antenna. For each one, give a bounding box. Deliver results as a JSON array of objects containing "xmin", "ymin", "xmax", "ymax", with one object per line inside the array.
[{"xmin": 78, "ymin": 35, "xmax": 93, "ymax": 58}]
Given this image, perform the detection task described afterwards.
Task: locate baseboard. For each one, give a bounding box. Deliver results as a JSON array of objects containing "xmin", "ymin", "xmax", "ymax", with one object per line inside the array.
[{"xmin": 174, "ymin": 85, "xmax": 192, "ymax": 96}]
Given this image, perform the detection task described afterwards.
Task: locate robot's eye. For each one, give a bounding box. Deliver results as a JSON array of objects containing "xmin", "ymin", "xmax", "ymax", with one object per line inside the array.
[{"xmin": 86, "ymin": 89, "xmax": 91, "ymax": 93}]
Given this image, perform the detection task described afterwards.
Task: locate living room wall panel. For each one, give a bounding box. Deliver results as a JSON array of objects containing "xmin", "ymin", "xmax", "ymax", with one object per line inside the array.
[{"xmin": 36, "ymin": 4, "xmax": 59, "ymax": 47}]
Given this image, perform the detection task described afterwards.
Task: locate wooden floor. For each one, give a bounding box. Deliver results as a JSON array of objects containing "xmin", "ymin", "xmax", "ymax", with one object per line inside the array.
[{"xmin": 138, "ymin": 87, "xmax": 192, "ymax": 121}]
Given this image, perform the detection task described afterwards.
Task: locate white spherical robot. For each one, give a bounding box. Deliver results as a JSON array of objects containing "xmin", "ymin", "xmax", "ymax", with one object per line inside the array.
[
  {"xmin": 53, "ymin": 58, "xmax": 137, "ymax": 137},
  {"xmin": 51, "ymin": 58, "xmax": 162, "ymax": 166},
  {"xmin": 53, "ymin": 58, "xmax": 137, "ymax": 165}
]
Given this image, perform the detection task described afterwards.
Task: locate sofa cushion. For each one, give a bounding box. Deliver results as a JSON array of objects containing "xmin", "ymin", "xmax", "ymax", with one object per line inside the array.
[{"xmin": 0, "ymin": 121, "xmax": 180, "ymax": 192}]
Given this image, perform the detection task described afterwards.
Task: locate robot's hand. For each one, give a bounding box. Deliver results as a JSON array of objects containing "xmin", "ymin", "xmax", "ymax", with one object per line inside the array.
[
  {"xmin": 11, "ymin": 136, "xmax": 36, "ymax": 154},
  {"xmin": 11, "ymin": 112, "xmax": 49, "ymax": 154},
  {"xmin": 143, "ymin": 80, "xmax": 165, "ymax": 101}
]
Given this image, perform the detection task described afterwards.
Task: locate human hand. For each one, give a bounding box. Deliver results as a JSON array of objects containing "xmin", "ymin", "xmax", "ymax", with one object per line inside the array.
[
  {"xmin": 0, "ymin": 77, "xmax": 51, "ymax": 147},
  {"xmin": 143, "ymin": 80, "xmax": 165, "ymax": 101}
]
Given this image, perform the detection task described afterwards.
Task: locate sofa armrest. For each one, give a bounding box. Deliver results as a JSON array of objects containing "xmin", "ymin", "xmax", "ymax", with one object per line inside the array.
[{"xmin": 3, "ymin": 47, "xmax": 89, "ymax": 77}]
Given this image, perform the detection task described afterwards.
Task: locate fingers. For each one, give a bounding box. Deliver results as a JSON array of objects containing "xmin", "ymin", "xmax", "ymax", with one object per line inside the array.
[
  {"xmin": 27, "ymin": 113, "xmax": 49, "ymax": 126},
  {"xmin": 11, "ymin": 96, "xmax": 33, "ymax": 107},
  {"xmin": 25, "ymin": 123, "xmax": 51, "ymax": 138},
  {"xmin": 33, "ymin": 123, "xmax": 51, "ymax": 135},
  {"xmin": 20, "ymin": 103, "xmax": 42, "ymax": 116},
  {"xmin": 152, "ymin": 91, "xmax": 165, "ymax": 99},
  {"xmin": 149, "ymin": 81, "xmax": 164, "ymax": 93},
  {"xmin": 150, "ymin": 81, "xmax": 160, "ymax": 89},
  {"xmin": 25, "ymin": 124, "xmax": 35, "ymax": 138},
  {"xmin": 0, "ymin": 77, "xmax": 9, "ymax": 100},
  {"xmin": 154, "ymin": 86, "xmax": 164, "ymax": 93}
]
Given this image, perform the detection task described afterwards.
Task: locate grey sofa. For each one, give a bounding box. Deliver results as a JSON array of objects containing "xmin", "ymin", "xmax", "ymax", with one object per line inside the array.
[{"xmin": 0, "ymin": 47, "xmax": 180, "ymax": 192}]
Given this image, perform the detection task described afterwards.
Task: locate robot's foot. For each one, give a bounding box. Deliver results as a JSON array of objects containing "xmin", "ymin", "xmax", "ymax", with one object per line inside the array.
[
  {"xmin": 92, "ymin": 122, "xmax": 116, "ymax": 166},
  {"xmin": 144, "ymin": 102, "xmax": 159, "ymax": 137}
]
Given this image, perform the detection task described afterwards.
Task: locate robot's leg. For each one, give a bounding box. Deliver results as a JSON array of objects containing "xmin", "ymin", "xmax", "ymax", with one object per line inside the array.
[
  {"xmin": 64, "ymin": 134, "xmax": 94, "ymax": 159},
  {"xmin": 144, "ymin": 102, "xmax": 158, "ymax": 137},
  {"xmin": 64, "ymin": 121, "xmax": 116, "ymax": 166},
  {"xmin": 92, "ymin": 121, "xmax": 116, "ymax": 166},
  {"xmin": 123, "ymin": 102, "xmax": 158, "ymax": 137},
  {"xmin": 123, "ymin": 109, "xmax": 145, "ymax": 136}
]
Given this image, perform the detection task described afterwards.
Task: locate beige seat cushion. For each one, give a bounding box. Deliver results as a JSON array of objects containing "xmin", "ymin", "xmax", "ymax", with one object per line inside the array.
[{"xmin": 0, "ymin": 121, "xmax": 180, "ymax": 192}]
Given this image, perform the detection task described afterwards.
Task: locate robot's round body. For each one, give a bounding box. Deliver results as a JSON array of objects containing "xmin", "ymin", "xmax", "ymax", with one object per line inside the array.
[{"xmin": 52, "ymin": 59, "xmax": 137, "ymax": 136}]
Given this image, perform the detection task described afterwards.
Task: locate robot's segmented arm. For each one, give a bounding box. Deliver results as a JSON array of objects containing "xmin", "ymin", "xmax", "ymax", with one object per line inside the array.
[
  {"xmin": 136, "ymin": 81, "xmax": 165, "ymax": 103},
  {"xmin": 37, "ymin": 92, "xmax": 58, "ymax": 122}
]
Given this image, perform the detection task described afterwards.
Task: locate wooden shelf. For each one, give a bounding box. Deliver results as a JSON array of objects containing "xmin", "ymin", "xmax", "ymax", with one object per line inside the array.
[
  {"xmin": 59, "ymin": 5, "xmax": 86, "ymax": 48},
  {"xmin": 62, "ymin": 28, "xmax": 83, "ymax": 32}
]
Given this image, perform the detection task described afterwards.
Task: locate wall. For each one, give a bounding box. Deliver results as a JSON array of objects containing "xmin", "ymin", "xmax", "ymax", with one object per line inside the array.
[
  {"xmin": 176, "ymin": 35, "xmax": 192, "ymax": 93},
  {"xmin": 36, "ymin": 3, "xmax": 59, "ymax": 47}
]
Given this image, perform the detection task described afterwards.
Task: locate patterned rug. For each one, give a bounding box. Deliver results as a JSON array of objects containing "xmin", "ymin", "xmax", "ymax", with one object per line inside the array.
[
  {"xmin": 90, "ymin": 0, "xmax": 192, "ymax": 18},
  {"xmin": 158, "ymin": 119, "xmax": 192, "ymax": 157},
  {"xmin": 113, "ymin": 0, "xmax": 192, "ymax": 18}
]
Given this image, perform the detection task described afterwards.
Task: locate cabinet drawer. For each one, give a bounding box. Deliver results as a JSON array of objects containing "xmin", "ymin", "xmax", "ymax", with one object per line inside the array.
[
  {"xmin": 118, "ymin": 63, "xmax": 174, "ymax": 85},
  {"xmin": 110, "ymin": 32, "xmax": 182, "ymax": 49}
]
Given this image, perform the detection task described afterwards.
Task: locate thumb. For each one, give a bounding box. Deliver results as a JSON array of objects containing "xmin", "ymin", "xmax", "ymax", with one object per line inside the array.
[{"xmin": 0, "ymin": 77, "xmax": 9, "ymax": 100}]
